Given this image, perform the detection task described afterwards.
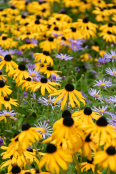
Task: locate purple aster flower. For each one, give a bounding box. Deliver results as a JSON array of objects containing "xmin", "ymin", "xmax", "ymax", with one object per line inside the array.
[
  {"xmin": 97, "ymin": 57, "xmax": 110, "ymax": 64},
  {"xmin": 51, "ymin": 74, "xmax": 62, "ymax": 82},
  {"xmin": 93, "ymin": 78, "xmax": 112, "ymax": 88},
  {"xmin": 69, "ymin": 38, "xmax": 84, "ymax": 51},
  {"xmin": 0, "ymin": 110, "xmax": 17, "ymax": 120},
  {"xmin": 0, "ymin": 138, "xmax": 4, "ymax": 145},
  {"xmin": 34, "ymin": 120, "xmax": 53, "ymax": 139},
  {"xmin": 28, "ymin": 69, "xmax": 43, "ymax": 81},
  {"xmin": 56, "ymin": 53, "xmax": 73, "ymax": 61},
  {"xmin": 15, "ymin": 50, "xmax": 24, "ymax": 56},
  {"xmin": 105, "ymin": 67, "xmax": 116, "ymax": 77},
  {"xmin": 88, "ymin": 88, "xmax": 102, "ymax": 101},
  {"xmin": 31, "ymin": 93, "xmax": 36, "ymax": 100},
  {"xmin": 75, "ymin": 67, "xmax": 80, "ymax": 71},
  {"xmin": 105, "ymin": 96, "xmax": 116, "ymax": 105},
  {"xmin": 38, "ymin": 96, "xmax": 60, "ymax": 110},
  {"xmin": 31, "ymin": 39, "xmax": 38, "ymax": 45},
  {"xmin": 27, "ymin": 64, "xmax": 35, "ymax": 69},
  {"xmin": 62, "ymin": 76, "xmax": 65, "ymax": 80},
  {"xmin": 23, "ymin": 91, "xmax": 28, "ymax": 98},
  {"xmin": 104, "ymin": 50, "xmax": 116, "ymax": 62},
  {"xmin": 17, "ymin": 57, "xmax": 31, "ymax": 63},
  {"xmin": 1, "ymin": 49, "xmax": 16, "ymax": 57},
  {"xmin": 51, "ymin": 33, "xmax": 63, "ymax": 37},
  {"xmin": 92, "ymin": 106, "xmax": 108, "ymax": 115}
]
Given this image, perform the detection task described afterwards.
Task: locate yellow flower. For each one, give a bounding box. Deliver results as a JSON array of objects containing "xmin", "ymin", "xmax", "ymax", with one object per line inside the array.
[
  {"xmin": 39, "ymin": 143, "xmax": 73, "ymax": 174},
  {"xmin": 8, "ymin": 64, "xmax": 29, "ymax": 83},
  {"xmin": 94, "ymin": 146, "xmax": 116, "ymax": 171},
  {"xmin": 72, "ymin": 107, "xmax": 101, "ymax": 125},
  {"xmin": 0, "ymin": 71, "xmax": 7, "ymax": 81},
  {"xmin": 30, "ymin": 77, "xmax": 60, "ymax": 96},
  {"xmin": 99, "ymin": 31, "xmax": 116, "ymax": 42},
  {"xmin": 34, "ymin": 51, "xmax": 53, "ymax": 66},
  {"xmin": 40, "ymin": 66, "xmax": 62, "ymax": 78},
  {"xmin": 17, "ymin": 77, "xmax": 35, "ymax": 91},
  {"xmin": 0, "ymin": 96, "xmax": 18, "ymax": 110},
  {"xmin": 0, "ymin": 54, "xmax": 18, "ymax": 72},
  {"xmin": 0, "ymin": 80, "xmax": 12, "ymax": 96},
  {"xmin": 50, "ymin": 83, "xmax": 85, "ymax": 110}
]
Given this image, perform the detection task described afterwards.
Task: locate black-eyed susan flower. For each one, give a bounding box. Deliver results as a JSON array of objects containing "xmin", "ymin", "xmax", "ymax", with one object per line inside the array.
[
  {"xmin": 14, "ymin": 123, "xmax": 44, "ymax": 150},
  {"xmin": 0, "ymin": 96, "xmax": 18, "ymax": 110},
  {"xmin": 39, "ymin": 143, "xmax": 73, "ymax": 173},
  {"xmin": 0, "ymin": 71, "xmax": 6, "ymax": 81},
  {"xmin": 81, "ymin": 158, "xmax": 95, "ymax": 173},
  {"xmin": 17, "ymin": 77, "xmax": 35, "ymax": 91},
  {"xmin": 99, "ymin": 31, "xmax": 116, "ymax": 42},
  {"xmin": 82, "ymin": 134, "xmax": 97, "ymax": 160},
  {"xmin": 19, "ymin": 39, "xmax": 37, "ymax": 50},
  {"xmin": 35, "ymin": 62, "xmax": 48, "ymax": 72},
  {"xmin": 50, "ymin": 83, "xmax": 85, "ymax": 110},
  {"xmin": 99, "ymin": 22, "xmax": 116, "ymax": 33},
  {"xmin": 0, "ymin": 80, "xmax": 12, "ymax": 96},
  {"xmin": 51, "ymin": 117, "xmax": 83, "ymax": 149},
  {"xmin": 30, "ymin": 77, "xmax": 60, "ymax": 96},
  {"xmin": 8, "ymin": 64, "xmax": 29, "ymax": 83},
  {"xmin": 34, "ymin": 51, "xmax": 53, "ymax": 66},
  {"xmin": 39, "ymin": 37, "xmax": 57, "ymax": 53},
  {"xmin": 72, "ymin": 107, "xmax": 101, "ymax": 125},
  {"xmin": 92, "ymin": 7, "xmax": 110, "ymax": 22},
  {"xmin": 94, "ymin": 146, "xmax": 116, "ymax": 171},
  {"xmin": 40, "ymin": 66, "xmax": 62, "ymax": 78},
  {"xmin": 0, "ymin": 54, "xmax": 18, "ymax": 72},
  {"xmin": 79, "ymin": 117, "xmax": 116, "ymax": 145}
]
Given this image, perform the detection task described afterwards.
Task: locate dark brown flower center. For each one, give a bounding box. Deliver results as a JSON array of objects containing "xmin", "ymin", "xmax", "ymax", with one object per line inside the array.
[
  {"xmin": 96, "ymin": 116, "xmax": 108, "ymax": 126},
  {"xmin": 12, "ymin": 165, "xmax": 21, "ymax": 174},
  {"xmin": 106, "ymin": 146, "xmax": 115, "ymax": 155},
  {"xmin": 84, "ymin": 107, "xmax": 92, "ymax": 115},
  {"xmin": 18, "ymin": 64, "xmax": 26, "ymax": 71},
  {"xmin": 63, "ymin": 117, "xmax": 74, "ymax": 127},
  {"xmin": 4, "ymin": 54, "xmax": 12, "ymax": 61},
  {"xmin": 65, "ymin": 84, "xmax": 74, "ymax": 91},
  {"xmin": 4, "ymin": 97, "xmax": 10, "ymax": 101},
  {"xmin": 83, "ymin": 18, "xmax": 88, "ymax": 23},
  {"xmin": 22, "ymin": 123, "xmax": 31, "ymax": 131},
  {"xmin": 46, "ymin": 144, "xmax": 57, "ymax": 153},
  {"xmin": 0, "ymin": 80, "xmax": 5, "ymax": 87},
  {"xmin": 62, "ymin": 110, "xmax": 71, "ymax": 118},
  {"xmin": 43, "ymin": 51, "xmax": 49, "ymax": 56},
  {"xmin": 48, "ymin": 37, "xmax": 54, "ymax": 42},
  {"xmin": 41, "ymin": 77, "xmax": 47, "ymax": 83}
]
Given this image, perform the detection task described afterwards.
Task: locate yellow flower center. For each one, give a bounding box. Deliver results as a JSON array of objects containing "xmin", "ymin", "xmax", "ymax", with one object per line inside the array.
[
  {"xmin": 31, "ymin": 73, "xmax": 36, "ymax": 77},
  {"xmin": 100, "ymin": 83, "xmax": 106, "ymax": 86},
  {"xmin": 61, "ymin": 56, "xmax": 66, "ymax": 59},
  {"xmin": 112, "ymin": 55, "xmax": 115, "ymax": 58},
  {"xmin": 47, "ymin": 99, "xmax": 52, "ymax": 103},
  {"xmin": 5, "ymin": 113, "xmax": 10, "ymax": 116},
  {"xmin": 100, "ymin": 110, "xmax": 105, "ymax": 113},
  {"xmin": 94, "ymin": 94, "xmax": 99, "ymax": 98},
  {"xmin": 113, "ymin": 72, "xmax": 116, "ymax": 75},
  {"xmin": 74, "ymin": 46, "xmax": 77, "ymax": 49}
]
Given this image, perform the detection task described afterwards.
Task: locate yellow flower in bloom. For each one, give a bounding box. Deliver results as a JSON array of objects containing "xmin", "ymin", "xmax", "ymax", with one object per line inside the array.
[
  {"xmin": 0, "ymin": 96, "xmax": 18, "ymax": 110},
  {"xmin": 72, "ymin": 107, "xmax": 101, "ymax": 125},
  {"xmin": 39, "ymin": 143, "xmax": 73, "ymax": 174},
  {"xmin": 50, "ymin": 83, "xmax": 85, "ymax": 110},
  {"xmin": 92, "ymin": 7, "xmax": 110, "ymax": 22},
  {"xmin": 62, "ymin": 0, "xmax": 79, "ymax": 8},
  {"xmin": 0, "ymin": 71, "xmax": 7, "ymax": 81},
  {"xmin": 0, "ymin": 54, "xmax": 18, "ymax": 72},
  {"xmin": 82, "ymin": 134, "xmax": 97, "ymax": 160},
  {"xmin": 99, "ymin": 31, "xmax": 116, "ymax": 42},
  {"xmin": 64, "ymin": 27, "xmax": 82, "ymax": 40},
  {"xmin": 8, "ymin": 64, "xmax": 29, "ymax": 83},
  {"xmin": 94, "ymin": 146, "xmax": 116, "ymax": 172},
  {"xmin": 39, "ymin": 37, "xmax": 57, "ymax": 53},
  {"xmin": 34, "ymin": 51, "xmax": 53, "ymax": 66},
  {"xmin": 99, "ymin": 22, "xmax": 116, "ymax": 34},
  {"xmin": 19, "ymin": 31, "xmax": 38, "ymax": 40},
  {"xmin": 21, "ymin": 168, "xmax": 50, "ymax": 174},
  {"xmin": 79, "ymin": 116, "xmax": 116, "ymax": 145},
  {"xmin": 19, "ymin": 40, "xmax": 37, "ymax": 50},
  {"xmin": 78, "ymin": 0, "xmax": 92, "ymax": 12},
  {"xmin": 35, "ymin": 62, "xmax": 48, "ymax": 72},
  {"xmin": 79, "ymin": 53, "xmax": 93, "ymax": 62},
  {"xmin": 0, "ymin": 80, "xmax": 12, "ymax": 96},
  {"xmin": 14, "ymin": 123, "xmax": 44, "ymax": 150},
  {"xmin": 40, "ymin": 66, "xmax": 62, "ymax": 78},
  {"xmin": 30, "ymin": 77, "xmax": 60, "ymax": 96},
  {"xmin": 91, "ymin": 0, "xmax": 106, "ymax": 8},
  {"xmin": 17, "ymin": 77, "xmax": 35, "ymax": 91}
]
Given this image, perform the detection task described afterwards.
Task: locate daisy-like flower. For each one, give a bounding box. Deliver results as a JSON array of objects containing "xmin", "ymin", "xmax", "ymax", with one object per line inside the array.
[
  {"xmin": 51, "ymin": 74, "xmax": 62, "ymax": 82},
  {"xmin": 92, "ymin": 106, "xmax": 108, "ymax": 115},
  {"xmin": 88, "ymin": 88, "xmax": 102, "ymax": 101},
  {"xmin": 79, "ymin": 117, "xmax": 116, "ymax": 145},
  {"xmin": 94, "ymin": 146, "xmax": 116, "ymax": 171},
  {"xmin": 30, "ymin": 77, "xmax": 60, "ymax": 96},
  {"xmin": 40, "ymin": 66, "xmax": 62, "ymax": 78},
  {"xmin": 105, "ymin": 67, "xmax": 116, "ymax": 77},
  {"xmin": 28, "ymin": 68, "xmax": 43, "ymax": 81},
  {"xmin": 50, "ymin": 83, "xmax": 85, "ymax": 110},
  {"xmin": 34, "ymin": 120, "xmax": 53, "ymax": 139},
  {"xmin": 0, "ymin": 96, "xmax": 18, "ymax": 110},
  {"xmin": 1, "ymin": 49, "xmax": 16, "ymax": 57},
  {"xmin": 0, "ymin": 110, "xmax": 17, "ymax": 123},
  {"xmin": 72, "ymin": 107, "xmax": 101, "ymax": 125},
  {"xmin": 0, "ymin": 80, "xmax": 12, "ymax": 96},
  {"xmin": 14, "ymin": 123, "xmax": 44, "ymax": 150},
  {"xmin": 97, "ymin": 57, "xmax": 110, "ymax": 64},
  {"xmin": 0, "ymin": 71, "xmax": 6, "ymax": 81},
  {"xmin": 82, "ymin": 134, "xmax": 97, "ymax": 160},
  {"xmin": 0, "ymin": 54, "xmax": 18, "ymax": 72},
  {"xmin": 56, "ymin": 53, "xmax": 73, "ymax": 61},
  {"xmin": 34, "ymin": 51, "xmax": 53, "ymax": 66},
  {"xmin": 38, "ymin": 96, "xmax": 60, "ymax": 110},
  {"xmin": 8, "ymin": 64, "xmax": 29, "ymax": 83},
  {"xmin": 81, "ymin": 158, "xmax": 95, "ymax": 173},
  {"xmin": 93, "ymin": 78, "xmax": 112, "ymax": 88},
  {"xmin": 17, "ymin": 77, "xmax": 35, "ymax": 91},
  {"xmin": 104, "ymin": 50, "xmax": 116, "ymax": 62},
  {"xmin": 99, "ymin": 31, "xmax": 116, "ymax": 42},
  {"xmin": 39, "ymin": 143, "xmax": 73, "ymax": 174}
]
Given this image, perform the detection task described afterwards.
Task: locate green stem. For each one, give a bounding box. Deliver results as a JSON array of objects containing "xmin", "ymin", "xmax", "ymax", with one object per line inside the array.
[
  {"xmin": 47, "ymin": 105, "xmax": 51, "ymax": 126},
  {"xmin": 107, "ymin": 167, "xmax": 110, "ymax": 174}
]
